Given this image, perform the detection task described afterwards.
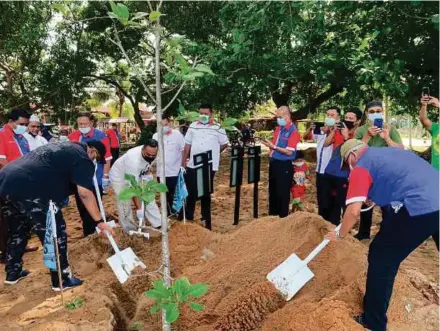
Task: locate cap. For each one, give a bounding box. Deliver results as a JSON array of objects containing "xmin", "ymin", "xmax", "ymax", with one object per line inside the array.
[
  {"xmin": 340, "ymin": 139, "xmax": 366, "ymax": 168},
  {"xmin": 29, "ymin": 114, "xmax": 40, "ymax": 123}
]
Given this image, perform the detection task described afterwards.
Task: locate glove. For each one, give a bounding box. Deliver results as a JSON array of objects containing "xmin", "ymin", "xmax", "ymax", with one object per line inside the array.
[
  {"xmin": 102, "ymin": 178, "xmax": 110, "ymax": 190},
  {"xmin": 136, "ymin": 209, "xmax": 144, "ymax": 220}
]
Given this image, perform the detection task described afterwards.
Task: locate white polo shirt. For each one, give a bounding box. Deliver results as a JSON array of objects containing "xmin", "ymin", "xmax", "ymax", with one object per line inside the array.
[
  {"xmin": 153, "ymin": 129, "xmax": 185, "ymax": 178},
  {"xmin": 23, "ymin": 133, "xmax": 48, "ymax": 151},
  {"xmin": 314, "ymin": 133, "xmax": 333, "ymax": 174},
  {"xmin": 185, "ymin": 121, "xmax": 228, "ymax": 171}
]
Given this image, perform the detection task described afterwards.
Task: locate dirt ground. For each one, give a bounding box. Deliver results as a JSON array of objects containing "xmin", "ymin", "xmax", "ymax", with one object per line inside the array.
[{"xmin": 0, "ymin": 149, "xmax": 438, "ymax": 331}]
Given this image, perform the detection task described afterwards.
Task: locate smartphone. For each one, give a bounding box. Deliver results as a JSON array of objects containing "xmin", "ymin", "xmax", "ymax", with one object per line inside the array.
[
  {"xmin": 373, "ymin": 118, "xmax": 383, "ymax": 129},
  {"xmin": 313, "ymin": 121, "xmax": 324, "ymax": 135},
  {"xmin": 422, "ymin": 87, "xmax": 430, "ymax": 97},
  {"xmin": 336, "ymin": 122, "xmax": 344, "ymax": 130}
]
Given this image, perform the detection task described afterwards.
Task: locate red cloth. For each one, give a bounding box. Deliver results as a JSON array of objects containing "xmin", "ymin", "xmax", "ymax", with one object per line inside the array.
[
  {"xmin": 0, "ymin": 125, "xmax": 28, "ymax": 162},
  {"xmin": 106, "ymin": 129, "xmax": 120, "ymax": 148},
  {"xmin": 270, "ymin": 122, "xmax": 301, "ymax": 158},
  {"xmin": 69, "ymin": 128, "xmax": 112, "ymax": 161},
  {"xmin": 291, "ymin": 162, "xmax": 309, "ymax": 200},
  {"xmin": 333, "ymin": 130, "xmax": 345, "ymax": 148},
  {"xmin": 346, "ymin": 167, "xmax": 373, "ymax": 205}
]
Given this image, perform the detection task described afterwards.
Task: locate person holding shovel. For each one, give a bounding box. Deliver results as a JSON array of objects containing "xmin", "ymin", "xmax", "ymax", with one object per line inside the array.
[
  {"xmin": 325, "ymin": 139, "xmax": 439, "ymax": 331},
  {"xmin": 0, "ymin": 141, "xmax": 114, "ymax": 290}
]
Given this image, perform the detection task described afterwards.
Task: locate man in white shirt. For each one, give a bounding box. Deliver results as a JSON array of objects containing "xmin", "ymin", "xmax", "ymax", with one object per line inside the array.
[
  {"xmin": 109, "ymin": 139, "xmax": 161, "ymax": 232},
  {"xmin": 23, "ymin": 115, "xmax": 48, "ymax": 151},
  {"xmin": 182, "ymin": 104, "xmax": 229, "ymax": 230},
  {"xmin": 152, "ymin": 114, "xmax": 185, "ymax": 214}
]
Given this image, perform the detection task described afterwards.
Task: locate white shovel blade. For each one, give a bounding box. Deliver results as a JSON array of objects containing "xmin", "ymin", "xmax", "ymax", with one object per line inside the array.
[
  {"xmin": 96, "ymin": 220, "xmax": 117, "ymax": 234},
  {"xmin": 107, "ymin": 248, "xmax": 146, "ymax": 284},
  {"xmin": 267, "ymin": 253, "xmax": 314, "ymax": 301},
  {"xmin": 128, "ymin": 230, "xmax": 150, "ymax": 239}
]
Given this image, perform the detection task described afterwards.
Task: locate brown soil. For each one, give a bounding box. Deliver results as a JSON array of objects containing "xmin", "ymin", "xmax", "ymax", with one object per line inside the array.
[{"xmin": 0, "ymin": 152, "xmax": 438, "ymax": 331}]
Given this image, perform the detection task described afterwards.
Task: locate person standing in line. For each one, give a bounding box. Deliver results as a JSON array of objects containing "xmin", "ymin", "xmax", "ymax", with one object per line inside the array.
[
  {"xmin": 109, "ymin": 139, "xmax": 161, "ymax": 231},
  {"xmin": 181, "ymin": 104, "xmax": 229, "ymax": 230},
  {"xmin": 419, "ymin": 94, "xmax": 439, "ymax": 249},
  {"xmin": 69, "ymin": 112, "xmax": 112, "ymax": 236},
  {"xmin": 23, "ymin": 115, "xmax": 48, "ymax": 151},
  {"xmin": 262, "ymin": 105, "xmax": 300, "ymax": 218},
  {"xmin": 353, "ymin": 101, "xmax": 403, "ymax": 240},
  {"xmin": 106, "ymin": 123, "xmax": 121, "ymax": 166},
  {"xmin": 325, "ymin": 139, "xmax": 439, "ymax": 331},
  {"xmin": 153, "ymin": 114, "xmax": 185, "ymax": 215}
]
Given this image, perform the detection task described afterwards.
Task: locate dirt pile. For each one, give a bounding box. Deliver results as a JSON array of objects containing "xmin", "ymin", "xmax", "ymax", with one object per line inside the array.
[{"xmin": 0, "ymin": 212, "xmax": 438, "ymax": 331}]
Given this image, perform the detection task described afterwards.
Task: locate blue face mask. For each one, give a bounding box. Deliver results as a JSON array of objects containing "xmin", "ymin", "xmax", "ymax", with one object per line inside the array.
[
  {"xmin": 277, "ymin": 118, "xmax": 287, "ymax": 126},
  {"xmin": 368, "ymin": 112, "xmax": 383, "ymax": 123},
  {"xmin": 325, "ymin": 117, "xmax": 336, "ymax": 127}
]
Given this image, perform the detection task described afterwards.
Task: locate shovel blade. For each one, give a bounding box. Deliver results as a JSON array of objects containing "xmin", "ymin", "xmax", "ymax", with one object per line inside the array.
[
  {"xmin": 267, "ymin": 253, "xmax": 314, "ymax": 301},
  {"xmin": 107, "ymin": 248, "xmax": 146, "ymax": 284}
]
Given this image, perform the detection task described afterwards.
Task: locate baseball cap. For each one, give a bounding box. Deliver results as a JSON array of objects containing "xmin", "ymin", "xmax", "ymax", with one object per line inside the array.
[{"xmin": 340, "ymin": 139, "xmax": 366, "ymax": 168}]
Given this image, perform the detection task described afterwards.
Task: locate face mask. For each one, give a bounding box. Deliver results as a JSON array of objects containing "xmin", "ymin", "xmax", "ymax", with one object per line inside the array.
[
  {"xmin": 142, "ymin": 155, "xmax": 156, "ymax": 164},
  {"xmin": 368, "ymin": 112, "xmax": 383, "ymax": 123},
  {"xmin": 163, "ymin": 126, "xmax": 170, "ymax": 134},
  {"xmin": 199, "ymin": 115, "xmax": 210, "ymax": 124},
  {"xmin": 79, "ymin": 127, "xmax": 91, "ymax": 134},
  {"xmin": 325, "ymin": 117, "xmax": 336, "ymax": 127},
  {"xmin": 13, "ymin": 125, "xmax": 27, "ymax": 135},
  {"xmin": 343, "ymin": 120, "xmax": 355, "ymax": 130},
  {"xmin": 277, "ymin": 118, "xmax": 287, "ymax": 126},
  {"xmin": 293, "ymin": 161, "xmax": 304, "ymax": 167},
  {"xmin": 59, "ymin": 135, "xmax": 69, "ymax": 142}
]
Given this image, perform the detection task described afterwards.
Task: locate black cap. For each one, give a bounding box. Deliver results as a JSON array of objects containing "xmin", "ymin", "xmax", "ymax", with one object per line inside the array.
[{"xmin": 86, "ymin": 140, "xmax": 107, "ymax": 164}]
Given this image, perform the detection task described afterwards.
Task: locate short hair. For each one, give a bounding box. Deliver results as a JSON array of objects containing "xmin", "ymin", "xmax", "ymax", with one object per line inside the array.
[
  {"xmin": 8, "ymin": 108, "xmax": 31, "ymax": 121},
  {"xmin": 162, "ymin": 113, "xmax": 170, "ymax": 121},
  {"xmin": 199, "ymin": 104, "xmax": 213, "ymax": 112},
  {"xmin": 328, "ymin": 106, "xmax": 341, "ymax": 115},
  {"xmin": 77, "ymin": 112, "xmax": 93, "ymax": 120},
  {"xmin": 366, "ymin": 101, "xmax": 383, "ymax": 110},
  {"xmin": 86, "ymin": 140, "xmax": 106, "ymax": 164},
  {"xmin": 295, "ymin": 150, "xmax": 305, "ymax": 160},
  {"xmin": 144, "ymin": 139, "xmax": 158, "ymax": 149},
  {"xmin": 111, "ymin": 123, "xmax": 117, "ymax": 128},
  {"xmin": 345, "ymin": 107, "xmax": 363, "ymax": 120}
]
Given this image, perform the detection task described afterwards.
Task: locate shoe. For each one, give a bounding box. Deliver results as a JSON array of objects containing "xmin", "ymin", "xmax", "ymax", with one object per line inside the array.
[
  {"xmin": 52, "ymin": 275, "xmax": 84, "ymax": 292},
  {"xmin": 354, "ymin": 233, "xmax": 370, "ymax": 241},
  {"xmin": 25, "ymin": 245, "xmax": 38, "ymax": 252},
  {"xmin": 354, "ymin": 315, "xmax": 373, "ymax": 330},
  {"xmin": 5, "ymin": 269, "xmax": 30, "ymax": 285}
]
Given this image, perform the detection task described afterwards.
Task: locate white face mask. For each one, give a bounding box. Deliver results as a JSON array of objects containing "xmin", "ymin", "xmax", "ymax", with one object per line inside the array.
[
  {"xmin": 13, "ymin": 125, "xmax": 27, "ymax": 135},
  {"xmin": 79, "ymin": 127, "xmax": 91, "ymax": 134},
  {"xmin": 59, "ymin": 135, "xmax": 69, "ymax": 142},
  {"xmin": 293, "ymin": 161, "xmax": 304, "ymax": 167},
  {"xmin": 163, "ymin": 126, "xmax": 170, "ymax": 134}
]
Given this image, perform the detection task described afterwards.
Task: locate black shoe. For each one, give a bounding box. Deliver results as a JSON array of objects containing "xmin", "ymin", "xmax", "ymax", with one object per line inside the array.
[
  {"xmin": 354, "ymin": 315, "xmax": 375, "ymax": 330},
  {"xmin": 354, "ymin": 233, "xmax": 370, "ymax": 241},
  {"xmin": 5, "ymin": 269, "xmax": 30, "ymax": 285},
  {"xmin": 52, "ymin": 275, "xmax": 84, "ymax": 292}
]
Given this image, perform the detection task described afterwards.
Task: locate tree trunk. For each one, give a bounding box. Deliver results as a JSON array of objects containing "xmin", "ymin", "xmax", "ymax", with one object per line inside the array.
[
  {"xmin": 117, "ymin": 89, "xmax": 124, "ymax": 118},
  {"xmin": 271, "ymin": 82, "xmax": 294, "ymax": 108},
  {"xmin": 132, "ymin": 100, "xmax": 145, "ymax": 129},
  {"xmin": 154, "ymin": 20, "xmax": 172, "ymax": 331}
]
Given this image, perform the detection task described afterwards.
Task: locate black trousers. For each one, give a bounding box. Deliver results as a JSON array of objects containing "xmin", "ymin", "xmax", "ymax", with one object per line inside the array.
[
  {"xmin": 110, "ymin": 148, "xmax": 120, "ymax": 166},
  {"xmin": 185, "ymin": 168, "xmax": 215, "ymax": 230},
  {"xmin": 0, "ymin": 200, "xmax": 7, "ymax": 255},
  {"xmin": 165, "ymin": 176, "xmax": 178, "ymax": 214},
  {"xmin": 316, "ymin": 173, "xmax": 348, "ymax": 225},
  {"xmin": 362, "ymin": 207, "xmax": 439, "ymax": 331},
  {"xmin": 268, "ymin": 159, "xmax": 293, "ymax": 218},
  {"xmin": 74, "ymin": 185, "xmax": 102, "ymax": 237},
  {"xmin": 357, "ymin": 205, "xmax": 388, "ymax": 239}
]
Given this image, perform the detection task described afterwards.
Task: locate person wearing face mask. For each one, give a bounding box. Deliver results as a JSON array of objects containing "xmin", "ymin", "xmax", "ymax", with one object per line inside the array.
[
  {"xmin": 23, "ymin": 115, "xmax": 48, "ymax": 151},
  {"xmin": 353, "ymin": 101, "xmax": 403, "ymax": 240},
  {"xmin": 262, "ymin": 106, "xmax": 300, "ymax": 218},
  {"xmin": 182, "ymin": 104, "xmax": 229, "ymax": 230},
  {"xmin": 106, "ymin": 123, "xmax": 121, "ymax": 166},
  {"xmin": 325, "ymin": 139, "xmax": 439, "ymax": 331},
  {"xmin": 58, "ymin": 128, "xmax": 70, "ymax": 143},
  {"xmin": 290, "ymin": 151, "xmax": 310, "ymax": 212},
  {"xmin": 69, "ymin": 112, "xmax": 113, "ymax": 236},
  {"xmin": 153, "ymin": 114, "xmax": 185, "ymax": 215},
  {"xmin": 109, "ymin": 139, "xmax": 161, "ymax": 231},
  {"xmin": 0, "ymin": 140, "xmax": 113, "ymax": 290}
]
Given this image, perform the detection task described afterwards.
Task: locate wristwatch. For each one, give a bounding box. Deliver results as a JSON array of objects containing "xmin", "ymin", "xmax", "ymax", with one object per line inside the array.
[{"xmin": 335, "ymin": 229, "xmax": 344, "ymax": 240}]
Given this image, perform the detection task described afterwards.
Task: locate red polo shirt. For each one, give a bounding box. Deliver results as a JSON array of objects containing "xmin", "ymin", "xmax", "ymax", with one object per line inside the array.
[
  {"xmin": 0, "ymin": 125, "xmax": 30, "ymax": 162},
  {"xmin": 105, "ymin": 129, "xmax": 120, "ymax": 148},
  {"xmin": 69, "ymin": 128, "xmax": 112, "ymax": 161},
  {"xmin": 270, "ymin": 122, "xmax": 301, "ymax": 157}
]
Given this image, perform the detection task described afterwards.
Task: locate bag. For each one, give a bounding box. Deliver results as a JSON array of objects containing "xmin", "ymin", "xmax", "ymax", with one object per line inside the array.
[{"xmin": 172, "ymin": 168, "xmax": 188, "ymax": 213}]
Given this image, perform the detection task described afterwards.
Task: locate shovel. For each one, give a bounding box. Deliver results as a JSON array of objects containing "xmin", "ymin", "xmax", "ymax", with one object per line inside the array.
[
  {"xmin": 267, "ymin": 224, "xmax": 341, "ymax": 301},
  {"xmin": 128, "ymin": 200, "xmax": 150, "ymax": 239},
  {"xmin": 92, "ymin": 173, "xmax": 116, "ymax": 234}
]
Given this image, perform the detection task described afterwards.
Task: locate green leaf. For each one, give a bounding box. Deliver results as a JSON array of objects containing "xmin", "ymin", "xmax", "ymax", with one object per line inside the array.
[
  {"xmin": 174, "ymin": 277, "xmax": 191, "ymax": 298},
  {"xmin": 124, "ymin": 173, "xmax": 137, "ymax": 187},
  {"xmin": 187, "ymin": 283, "xmax": 209, "ymax": 299},
  {"xmin": 223, "ymin": 117, "xmax": 238, "ymax": 127},
  {"xmin": 141, "ymin": 192, "xmax": 156, "ymax": 203},
  {"xmin": 51, "ymin": 3, "xmax": 68, "ymax": 15},
  {"xmin": 189, "ymin": 302, "xmax": 204, "ymax": 312},
  {"xmin": 195, "ymin": 64, "xmax": 214, "ymax": 75},
  {"xmin": 119, "ymin": 189, "xmax": 138, "ymax": 201},
  {"xmin": 110, "ymin": 2, "xmax": 129, "ymax": 23},
  {"xmin": 149, "ymin": 11, "xmax": 162, "ymax": 22},
  {"xmin": 163, "ymin": 302, "xmax": 179, "ymax": 324},
  {"xmin": 149, "ymin": 304, "xmax": 161, "ymax": 314},
  {"xmin": 156, "ymin": 183, "xmax": 168, "ymax": 193}
]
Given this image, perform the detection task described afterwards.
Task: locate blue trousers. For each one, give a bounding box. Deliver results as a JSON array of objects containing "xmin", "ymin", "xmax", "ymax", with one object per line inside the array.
[{"xmin": 362, "ymin": 206, "xmax": 439, "ymax": 331}]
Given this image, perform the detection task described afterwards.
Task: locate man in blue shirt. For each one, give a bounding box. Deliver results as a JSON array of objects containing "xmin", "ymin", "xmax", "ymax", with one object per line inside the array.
[{"xmin": 325, "ymin": 139, "xmax": 439, "ymax": 331}]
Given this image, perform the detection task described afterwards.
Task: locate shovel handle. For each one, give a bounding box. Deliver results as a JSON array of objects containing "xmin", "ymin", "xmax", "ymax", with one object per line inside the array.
[
  {"xmin": 303, "ymin": 224, "xmax": 341, "ymax": 265},
  {"xmin": 49, "ymin": 200, "xmax": 58, "ymax": 239},
  {"xmin": 105, "ymin": 231, "xmax": 122, "ymax": 255},
  {"xmin": 93, "ymin": 174, "xmax": 107, "ymax": 222}
]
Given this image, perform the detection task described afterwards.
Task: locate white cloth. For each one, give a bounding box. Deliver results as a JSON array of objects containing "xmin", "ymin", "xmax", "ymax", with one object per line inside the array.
[
  {"xmin": 109, "ymin": 145, "xmax": 161, "ymax": 230},
  {"xmin": 23, "ymin": 133, "xmax": 48, "ymax": 151},
  {"xmin": 152, "ymin": 129, "xmax": 185, "ymax": 178},
  {"xmin": 314, "ymin": 133, "xmax": 333, "ymax": 174},
  {"xmin": 184, "ymin": 122, "xmax": 228, "ymax": 171}
]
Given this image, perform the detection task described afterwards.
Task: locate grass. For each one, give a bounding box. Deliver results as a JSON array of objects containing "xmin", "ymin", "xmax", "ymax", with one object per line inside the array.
[{"xmin": 65, "ymin": 296, "xmax": 85, "ymax": 311}]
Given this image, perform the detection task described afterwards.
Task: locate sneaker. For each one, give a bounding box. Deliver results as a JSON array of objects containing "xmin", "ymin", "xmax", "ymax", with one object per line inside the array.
[
  {"xmin": 5, "ymin": 269, "xmax": 30, "ymax": 285},
  {"xmin": 52, "ymin": 276, "xmax": 84, "ymax": 292}
]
